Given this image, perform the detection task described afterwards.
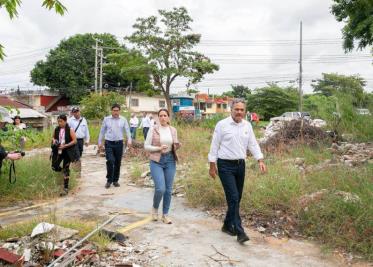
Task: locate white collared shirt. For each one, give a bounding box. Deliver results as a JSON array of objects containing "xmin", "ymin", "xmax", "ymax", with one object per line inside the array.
[
  {"xmin": 208, "ymin": 116, "xmax": 263, "ymax": 162},
  {"xmin": 130, "ymin": 117, "xmax": 139, "ymax": 127},
  {"xmin": 68, "ymin": 116, "xmax": 90, "ymax": 142}
]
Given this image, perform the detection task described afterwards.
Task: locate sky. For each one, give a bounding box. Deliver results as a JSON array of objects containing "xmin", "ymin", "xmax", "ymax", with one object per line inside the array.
[{"xmin": 0, "ymin": 0, "xmax": 372, "ymax": 95}]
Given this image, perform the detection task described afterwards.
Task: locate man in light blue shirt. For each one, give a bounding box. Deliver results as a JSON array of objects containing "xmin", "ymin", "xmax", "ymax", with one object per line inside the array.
[
  {"xmin": 68, "ymin": 107, "xmax": 90, "ymax": 158},
  {"xmin": 98, "ymin": 104, "xmax": 132, "ymax": 189}
]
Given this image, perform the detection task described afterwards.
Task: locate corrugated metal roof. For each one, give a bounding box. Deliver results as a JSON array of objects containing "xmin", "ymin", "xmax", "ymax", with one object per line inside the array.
[{"xmin": 9, "ymin": 108, "xmax": 46, "ymax": 118}]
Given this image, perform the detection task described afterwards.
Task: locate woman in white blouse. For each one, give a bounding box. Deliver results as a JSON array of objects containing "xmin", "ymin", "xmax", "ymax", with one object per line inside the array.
[{"xmin": 144, "ymin": 109, "xmax": 181, "ymax": 224}]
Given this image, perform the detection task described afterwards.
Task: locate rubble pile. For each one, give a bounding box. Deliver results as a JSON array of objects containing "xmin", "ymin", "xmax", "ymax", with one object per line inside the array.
[
  {"xmin": 260, "ymin": 119, "xmax": 329, "ymax": 151},
  {"xmin": 0, "ymin": 223, "xmax": 155, "ymax": 266},
  {"xmin": 124, "ymin": 141, "xmax": 148, "ymax": 160},
  {"xmin": 329, "ymin": 142, "xmax": 373, "ymax": 167}
]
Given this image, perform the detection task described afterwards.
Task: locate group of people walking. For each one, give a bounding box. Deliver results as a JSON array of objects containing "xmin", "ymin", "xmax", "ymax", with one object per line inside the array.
[{"xmin": 51, "ymin": 99, "xmax": 266, "ymax": 244}]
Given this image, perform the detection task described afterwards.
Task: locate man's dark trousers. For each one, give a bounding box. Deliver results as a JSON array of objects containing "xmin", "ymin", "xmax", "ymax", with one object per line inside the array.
[
  {"xmin": 77, "ymin": 138, "xmax": 84, "ymax": 157},
  {"xmin": 217, "ymin": 158, "xmax": 246, "ymax": 235},
  {"xmin": 105, "ymin": 140, "xmax": 124, "ymax": 184},
  {"xmin": 143, "ymin": 127, "xmax": 150, "ymax": 140}
]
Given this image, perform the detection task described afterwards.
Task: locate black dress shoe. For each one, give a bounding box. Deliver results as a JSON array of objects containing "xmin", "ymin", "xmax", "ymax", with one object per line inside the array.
[
  {"xmin": 237, "ymin": 232, "xmax": 250, "ymax": 244},
  {"xmin": 105, "ymin": 182, "xmax": 111, "ymax": 189},
  {"xmin": 113, "ymin": 182, "xmax": 120, "ymax": 187},
  {"xmin": 221, "ymin": 224, "xmax": 236, "ymax": 236}
]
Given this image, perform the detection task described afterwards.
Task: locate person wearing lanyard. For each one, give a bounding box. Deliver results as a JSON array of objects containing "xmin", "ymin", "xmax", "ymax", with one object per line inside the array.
[
  {"xmin": 208, "ymin": 99, "xmax": 267, "ymax": 244},
  {"xmin": 68, "ymin": 107, "xmax": 90, "ymax": 158},
  {"xmin": 98, "ymin": 104, "xmax": 132, "ymax": 189},
  {"xmin": 51, "ymin": 114, "xmax": 78, "ymax": 196}
]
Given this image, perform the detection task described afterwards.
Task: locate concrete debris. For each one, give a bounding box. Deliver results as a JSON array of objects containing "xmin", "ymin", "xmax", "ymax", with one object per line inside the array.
[
  {"xmin": 50, "ymin": 225, "xmax": 79, "ymax": 241},
  {"xmin": 260, "ymin": 119, "xmax": 329, "ymax": 151},
  {"xmin": 31, "ymin": 222, "xmax": 55, "ymax": 238},
  {"xmin": 299, "ymin": 189, "xmax": 361, "ymax": 209},
  {"xmin": 329, "ymin": 142, "xmax": 373, "ymax": 167},
  {"xmin": 335, "ymin": 191, "xmax": 361, "ymax": 203},
  {"xmin": 140, "ymin": 171, "xmax": 150, "ymax": 178}
]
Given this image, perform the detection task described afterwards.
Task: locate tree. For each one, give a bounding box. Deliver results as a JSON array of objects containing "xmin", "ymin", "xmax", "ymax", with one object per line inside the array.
[
  {"xmin": 311, "ymin": 73, "xmax": 366, "ymax": 107},
  {"xmin": 246, "ymin": 84, "xmax": 298, "ymax": 120},
  {"xmin": 0, "ymin": 0, "xmax": 66, "ymax": 60},
  {"xmin": 80, "ymin": 92, "xmax": 126, "ymax": 120},
  {"xmin": 331, "ymin": 0, "xmax": 373, "ymax": 51},
  {"xmin": 31, "ymin": 33, "xmax": 151, "ymax": 103},
  {"xmin": 223, "ymin": 85, "xmax": 251, "ymax": 98},
  {"xmin": 126, "ymin": 7, "xmax": 219, "ymax": 114}
]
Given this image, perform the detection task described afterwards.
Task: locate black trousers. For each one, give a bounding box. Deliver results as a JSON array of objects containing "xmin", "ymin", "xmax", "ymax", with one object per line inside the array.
[
  {"xmin": 105, "ymin": 140, "xmax": 124, "ymax": 183},
  {"xmin": 77, "ymin": 138, "xmax": 84, "ymax": 157},
  {"xmin": 143, "ymin": 127, "xmax": 150, "ymax": 140},
  {"xmin": 217, "ymin": 158, "xmax": 246, "ymax": 235},
  {"xmin": 52, "ymin": 150, "xmax": 71, "ymax": 177}
]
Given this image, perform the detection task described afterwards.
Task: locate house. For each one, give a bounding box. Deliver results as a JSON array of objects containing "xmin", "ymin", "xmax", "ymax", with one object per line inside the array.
[
  {"xmin": 0, "ymin": 96, "xmax": 48, "ymax": 129},
  {"xmin": 125, "ymin": 93, "xmax": 167, "ymax": 114},
  {"xmin": 170, "ymin": 94, "xmax": 195, "ymax": 119},
  {"xmin": 194, "ymin": 93, "xmax": 232, "ymax": 117},
  {"xmin": 11, "ymin": 90, "xmax": 72, "ymax": 113}
]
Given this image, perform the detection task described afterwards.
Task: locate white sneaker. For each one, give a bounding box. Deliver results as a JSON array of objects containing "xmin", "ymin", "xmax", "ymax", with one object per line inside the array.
[
  {"xmin": 162, "ymin": 215, "xmax": 172, "ymax": 224},
  {"xmin": 151, "ymin": 208, "xmax": 158, "ymax": 221}
]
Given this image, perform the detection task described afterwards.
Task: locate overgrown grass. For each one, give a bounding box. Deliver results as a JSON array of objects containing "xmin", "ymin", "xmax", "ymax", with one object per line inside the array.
[
  {"xmin": 0, "ymin": 216, "xmax": 111, "ymax": 250},
  {"xmin": 0, "ymin": 155, "xmax": 77, "ymax": 205},
  {"xmin": 179, "ymin": 125, "xmax": 373, "ymax": 260}
]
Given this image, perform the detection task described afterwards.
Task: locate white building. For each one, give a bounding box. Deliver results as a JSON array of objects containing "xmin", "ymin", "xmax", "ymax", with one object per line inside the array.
[{"xmin": 126, "ymin": 93, "xmax": 167, "ymax": 114}]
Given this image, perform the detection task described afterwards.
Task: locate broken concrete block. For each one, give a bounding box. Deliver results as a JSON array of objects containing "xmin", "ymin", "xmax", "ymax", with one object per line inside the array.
[{"xmin": 31, "ymin": 222, "xmax": 55, "ymax": 238}]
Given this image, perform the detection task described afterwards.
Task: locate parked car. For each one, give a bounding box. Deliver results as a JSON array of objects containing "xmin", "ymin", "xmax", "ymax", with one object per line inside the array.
[{"xmin": 270, "ymin": 111, "xmax": 311, "ymax": 122}]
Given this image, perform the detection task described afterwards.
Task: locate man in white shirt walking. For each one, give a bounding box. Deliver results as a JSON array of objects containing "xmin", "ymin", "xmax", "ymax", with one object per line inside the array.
[
  {"xmin": 68, "ymin": 107, "xmax": 90, "ymax": 158},
  {"xmin": 139, "ymin": 113, "xmax": 151, "ymax": 140},
  {"xmin": 129, "ymin": 113, "xmax": 139, "ymax": 140},
  {"xmin": 208, "ymin": 99, "xmax": 267, "ymax": 244}
]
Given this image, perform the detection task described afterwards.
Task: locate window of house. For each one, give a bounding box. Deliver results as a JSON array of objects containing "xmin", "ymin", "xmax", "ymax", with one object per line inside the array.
[
  {"xmin": 159, "ymin": 100, "xmax": 166, "ymax": 108},
  {"xmin": 131, "ymin": 98, "xmax": 139, "ymax": 107},
  {"xmin": 207, "ymin": 103, "xmax": 212, "ymax": 109},
  {"xmin": 217, "ymin": 104, "xmax": 222, "ymax": 109},
  {"xmin": 223, "ymin": 104, "xmax": 227, "ymax": 109}
]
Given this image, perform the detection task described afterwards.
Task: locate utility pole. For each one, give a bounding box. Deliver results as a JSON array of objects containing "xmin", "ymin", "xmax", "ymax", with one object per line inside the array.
[
  {"xmin": 299, "ymin": 21, "xmax": 303, "ymax": 112},
  {"xmin": 94, "ymin": 39, "xmax": 98, "ymax": 93},
  {"xmin": 99, "ymin": 47, "xmax": 103, "ymax": 95},
  {"xmin": 128, "ymin": 82, "xmax": 133, "ymax": 111}
]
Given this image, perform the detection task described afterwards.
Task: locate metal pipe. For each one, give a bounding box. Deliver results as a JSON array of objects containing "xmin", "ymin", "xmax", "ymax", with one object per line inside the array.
[{"xmin": 47, "ymin": 215, "xmax": 118, "ymax": 267}]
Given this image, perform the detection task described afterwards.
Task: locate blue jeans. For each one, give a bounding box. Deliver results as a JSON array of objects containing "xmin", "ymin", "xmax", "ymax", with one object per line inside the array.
[
  {"xmin": 105, "ymin": 140, "xmax": 123, "ymax": 183},
  {"xmin": 130, "ymin": 127, "xmax": 137, "ymax": 140},
  {"xmin": 150, "ymin": 153, "xmax": 176, "ymax": 215},
  {"xmin": 217, "ymin": 159, "xmax": 246, "ymax": 235}
]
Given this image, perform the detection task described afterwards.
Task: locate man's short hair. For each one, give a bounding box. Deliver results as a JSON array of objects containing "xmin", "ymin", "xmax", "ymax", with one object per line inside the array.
[
  {"xmin": 230, "ymin": 98, "xmax": 246, "ymax": 109},
  {"xmin": 111, "ymin": 103, "xmax": 121, "ymax": 110}
]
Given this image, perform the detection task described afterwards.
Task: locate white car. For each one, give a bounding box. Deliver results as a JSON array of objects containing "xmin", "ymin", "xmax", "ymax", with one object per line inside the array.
[{"xmin": 270, "ymin": 112, "xmax": 311, "ymax": 122}]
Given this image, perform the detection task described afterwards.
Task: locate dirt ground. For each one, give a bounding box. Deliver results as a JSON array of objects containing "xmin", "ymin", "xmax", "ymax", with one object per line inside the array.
[{"xmin": 0, "ymin": 146, "xmax": 369, "ymax": 267}]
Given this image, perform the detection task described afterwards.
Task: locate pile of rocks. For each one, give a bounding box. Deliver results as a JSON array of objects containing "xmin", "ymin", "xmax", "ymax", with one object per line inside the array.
[
  {"xmin": 329, "ymin": 142, "xmax": 373, "ymax": 167},
  {"xmin": 260, "ymin": 119, "xmax": 329, "ymax": 151},
  {"xmin": 0, "ymin": 223, "xmax": 154, "ymax": 266}
]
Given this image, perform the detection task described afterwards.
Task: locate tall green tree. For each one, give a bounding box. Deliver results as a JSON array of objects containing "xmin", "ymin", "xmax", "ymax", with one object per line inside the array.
[
  {"xmin": 246, "ymin": 84, "xmax": 298, "ymax": 120},
  {"xmin": 223, "ymin": 85, "xmax": 251, "ymax": 98},
  {"xmin": 331, "ymin": 0, "xmax": 373, "ymax": 52},
  {"xmin": 31, "ymin": 33, "xmax": 151, "ymax": 103},
  {"xmin": 126, "ymin": 7, "xmax": 219, "ymax": 113},
  {"xmin": 0, "ymin": 0, "xmax": 66, "ymax": 60},
  {"xmin": 311, "ymin": 73, "xmax": 366, "ymax": 106}
]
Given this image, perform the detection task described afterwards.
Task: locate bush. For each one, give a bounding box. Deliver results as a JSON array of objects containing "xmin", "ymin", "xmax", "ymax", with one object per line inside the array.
[{"xmin": 80, "ymin": 92, "xmax": 126, "ymax": 120}]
